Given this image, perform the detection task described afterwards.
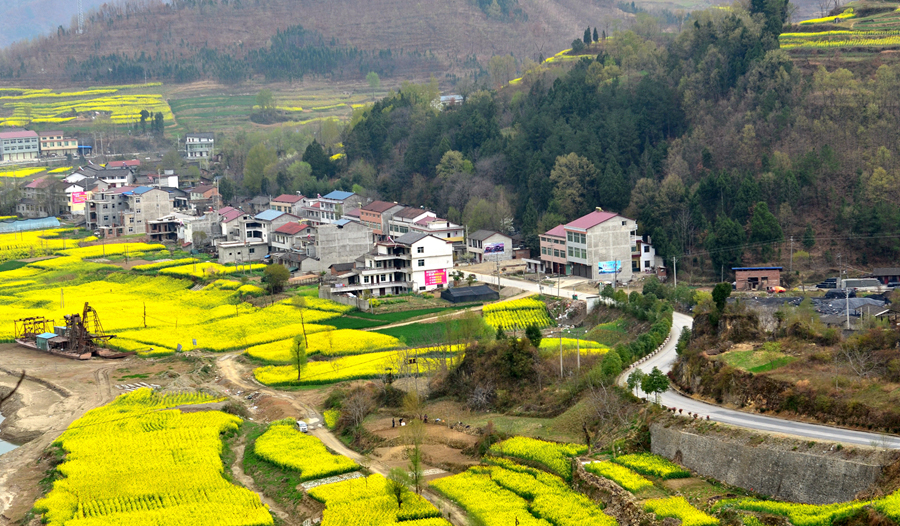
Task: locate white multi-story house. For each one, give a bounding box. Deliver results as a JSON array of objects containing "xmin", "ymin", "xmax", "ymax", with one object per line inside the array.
[
  {"xmin": 185, "ymin": 133, "xmax": 215, "ymax": 158},
  {"xmin": 328, "ymin": 232, "xmax": 453, "ymax": 296}
]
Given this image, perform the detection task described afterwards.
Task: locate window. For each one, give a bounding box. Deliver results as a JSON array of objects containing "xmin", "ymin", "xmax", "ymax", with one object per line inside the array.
[
  {"xmin": 249, "ymin": 248, "xmax": 255, "ymax": 254},
  {"xmin": 364, "ymin": 276, "xmax": 370, "ymax": 284},
  {"xmin": 541, "ymin": 247, "xmax": 547, "ymax": 255},
  {"xmin": 417, "ymin": 246, "xmax": 424, "ymax": 253},
  {"xmin": 568, "ymin": 246, "xmax": 574, "ymax": 257},
  {"xmin": 581, "ymin": 248, "xmax": 587, "ymax": 258},
  {"xmin": 418, "ymin": 259, "xmax": 425, "ymax": 267},
  {"xmin": 567, "ymin": 232, "xmax": 573, "ymax": 242},
  {"xmin": 644, "ymin": 260, "xmax": 650, "ymax": 268},
  {"xmin": 644, "ymin": 245, "xmax": 650, "ymax": 253},
  {"xmin": 419, "ymin": 286, "xmax": 426, "ymax": 291}
]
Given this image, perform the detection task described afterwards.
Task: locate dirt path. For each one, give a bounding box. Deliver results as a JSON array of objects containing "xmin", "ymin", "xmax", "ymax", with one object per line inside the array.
[
  {"xmin": 359, "ymin": 303, "xmax": 486, "ymax": 331},
  {"xmin": 229, "ymin": 438, "xmax": 295, "ymax": 525},
  {"xmin": 216, "ymin": 353, "xmax": 470, "ymax": 526}
]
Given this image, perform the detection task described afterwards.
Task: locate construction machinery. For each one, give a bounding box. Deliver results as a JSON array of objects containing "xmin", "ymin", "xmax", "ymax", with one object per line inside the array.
[{"xmin": 14, "ymin": 302, "xmax": 133, "ymax": 360}]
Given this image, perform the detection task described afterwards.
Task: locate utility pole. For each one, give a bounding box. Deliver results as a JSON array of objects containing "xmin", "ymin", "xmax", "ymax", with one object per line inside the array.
[
  {"xmin": 789, "ymin": 236, "xmax": 794, "ymax": 273},
  {"xmin": 845, "ymin": 287, "xmax": 851, "ymax": 330},
  {"xmin": 672, "ymin": 256, "xmax": 677, "ymax": 287},
  {"xmin": 559, "ymin": 329, "xmax": 563, "ymax": 379},
  {"xmin": 837, "ymin": 253, "xmax": 842, "ymax": 287},
  {"xmin": 143, "ymin": 302, "xmax": 147, "ymax": 328}
]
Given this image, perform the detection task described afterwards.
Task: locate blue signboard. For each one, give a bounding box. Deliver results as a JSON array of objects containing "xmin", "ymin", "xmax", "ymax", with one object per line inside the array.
[{"xmin": 597, "ymin": 260, "xmax": 622, "ymax": 274}]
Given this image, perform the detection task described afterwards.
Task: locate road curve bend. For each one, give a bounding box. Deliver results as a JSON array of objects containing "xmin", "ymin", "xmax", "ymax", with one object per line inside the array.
[{"xmin": 622, "ymin": 312, "xmax": 900, "ymax": 449}]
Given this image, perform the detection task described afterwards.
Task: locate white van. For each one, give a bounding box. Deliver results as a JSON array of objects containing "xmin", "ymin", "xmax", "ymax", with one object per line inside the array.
[{"xmin": 297, "ymin": 421, "xmax": 308, "ymax": 433}]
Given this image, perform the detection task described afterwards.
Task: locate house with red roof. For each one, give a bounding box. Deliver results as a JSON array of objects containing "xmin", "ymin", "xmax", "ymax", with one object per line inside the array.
[
  {"xmin": 563, "ymin": 208, "xmax": 636, "ymax": 282},
  {"xmin": 270, "ymin": 221, "xmax": 315, "ymax": 251},
  {"xmin": 270, "ymin": 194, "xmax": 306, "ymax": 216},
  {"xmin": 539, "ymin": 225, "xmax": 568, "ymax": 274}
]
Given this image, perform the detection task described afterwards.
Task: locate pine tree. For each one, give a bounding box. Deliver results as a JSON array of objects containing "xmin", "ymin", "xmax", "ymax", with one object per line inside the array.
[
  {"xmin": 593, "ymin": 27, "xmax": 599, "ymax": 42},
  {"xmin": 583, "ymin": 27, "xmax": 592, "ymax": 45}
]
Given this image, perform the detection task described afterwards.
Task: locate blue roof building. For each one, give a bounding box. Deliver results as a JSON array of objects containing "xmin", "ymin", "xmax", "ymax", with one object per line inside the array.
[
  {"xmin": 255, "ymin": 209, "xmax": 286, "ymax": 222},
  {"xmin": 322, "ymin": 190, "xmax": 355, "ymax": 201}
]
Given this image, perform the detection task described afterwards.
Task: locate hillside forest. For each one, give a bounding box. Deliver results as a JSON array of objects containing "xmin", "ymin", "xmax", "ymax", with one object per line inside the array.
[{"xmin": 210, "ymin": 0, "xmax": 900, "ymax": 277}]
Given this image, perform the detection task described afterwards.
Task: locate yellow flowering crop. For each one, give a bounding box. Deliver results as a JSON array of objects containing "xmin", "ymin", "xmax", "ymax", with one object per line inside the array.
[
  {"xmin": 585, "ymin": 461, "xmax": 653, "ymax": 492},
  {"xmin": 254, "ymin": 421, "xmax": 358, "ymax": 481},
  {"xmin": 309, "ymin": 474, "xmax": 447, "ymax": 525},
  {"xmin": 799, "ymin": 8, "xmax": 854, "ymax": 24},
  {"xmin": 539, "ymin": 338, "xmax": 608, "ymax": 353},
  {"xmin": 715, "ymin": 497, "xmax": 871, "ymax": 526},
  {"xmin": 323, "ymin": 409, "xmax": 340, "ymax": 429},
  {"xmin": 132, "ymin": 258, "xmax": 199, "ymax": 271},
  {"xmin": 253, "ymin": 344, "xmax": 462, "ymax": 386},
  {"xmin": 645, "ymin": 497, "xmax": 719, "ymax": 526},
  {"xmin": 158, "ymin": 261, "xmax": 266, "ymax": 278},
  {"xmin": 483, "ymin": 296, "xmax": 554, "ymax": 331},
  {"xmin": 246, "ymin": 329, "xmax": 401, "ymax": 362},
  {"xmin": 0, "ymin": 167, "xmax": 46, "ymax": 178},
  {"xmin": 431, "ymin": 461, "xmax": 615, "ymax": 526},
  {"xmin": 0, "ymin": 228, "xmax": 77, "ymax": 261},
  {"xmin": 489, "ymin": 437, "xmax": 587, "ymax": 481},
  {"xmin": 32, "ymin": 388, "xmax": 273, "ymax": 526},
  {"xmin": 47, "ymin": 166, "xmax": 74, "ymax": 174},
  {"xmin": 61, "ymin": 242, "xmax": 166, "ymax": 259},
  {"xmin": 612, "ymin": 453, "xmax": 690, "ymax": 479}
]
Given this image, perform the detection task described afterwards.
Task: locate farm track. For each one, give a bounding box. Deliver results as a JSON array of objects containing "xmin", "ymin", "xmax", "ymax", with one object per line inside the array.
[
  {"xmin": 229, "ymin": 438, "xmax": 296, "ymax": 526},
  {"xmin": 214, "ymin": 352, "xmax": 469, "ymax": 525}
]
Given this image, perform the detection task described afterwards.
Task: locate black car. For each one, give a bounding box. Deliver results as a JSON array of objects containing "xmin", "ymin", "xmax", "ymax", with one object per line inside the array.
[
  {"xmin": 888, "ymin": 281, "xmax": 900, "ymax": 288},
  {"xmin": 816, "ymin": 282, "xmax": 837, "ymax": 289},
  {"xmin": 824, "ymin": 289, "xmax": 856, "ymax": 299}
]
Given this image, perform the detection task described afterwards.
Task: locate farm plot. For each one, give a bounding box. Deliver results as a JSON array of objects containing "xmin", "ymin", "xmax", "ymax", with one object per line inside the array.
[
  {"xmin": 488, "ymin": 436, "xmax": 587, "ymax": 481},
  {"xmin": 430, "ymin": 459, "xmax": 615, "ymax": 526},
  {"xmin": 0, "ymin": 84, "xmax": 173, "ymax": 127},
  {"xmin": 253, "ymin": 420, "xmax": 358, "ymax": 481},
  {"xmin": 309, "ymin": 474, "xmax": 449, "ymax": 526},
  {"xmin": 482, "ymin": 297, "xmax": 554, "ymax": 331},
  {"xmin": 33, "ymin": 388, "xmax": 273, "ymax": 526}
]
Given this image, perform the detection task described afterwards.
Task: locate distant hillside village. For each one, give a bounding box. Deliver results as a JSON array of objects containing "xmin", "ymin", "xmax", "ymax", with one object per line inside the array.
[{"xmin": 9, "ymin": 130, "xmax": 670, "ymax": 299}]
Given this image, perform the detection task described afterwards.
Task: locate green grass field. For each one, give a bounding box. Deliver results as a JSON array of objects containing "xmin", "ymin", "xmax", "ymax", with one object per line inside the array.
[{"xmin": 718, "ymin": 349, "xmax": 797, "ymax": 373}]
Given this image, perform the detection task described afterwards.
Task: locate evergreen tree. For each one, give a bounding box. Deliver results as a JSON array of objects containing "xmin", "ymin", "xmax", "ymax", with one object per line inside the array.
[
  {"xmin": 583, "ymin": 27, "xmax": 592, "ymax": 45},
  {"xmin": 302, "ymin": 140, "xmax": 335, "ymax": 179},
  {"xmin": 593, "ymin": 27, "xmax": 599, "ymax": 42},
  {"xmin": 749, "ymin": 201, "xmax": 783, "ymax": 260},
  {"xmin": 803, "ymin": 223, "xmax": 815, "ymax": 250}
]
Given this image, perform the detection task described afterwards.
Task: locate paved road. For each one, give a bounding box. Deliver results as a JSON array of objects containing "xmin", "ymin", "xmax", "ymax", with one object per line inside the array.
[
  {"xmin": 623, "ymin": 312, "xmax": 900, "ymax": 449},
  {"xmin": 466, "ymin": 272, "xmax": 593, "ymax": 300}
]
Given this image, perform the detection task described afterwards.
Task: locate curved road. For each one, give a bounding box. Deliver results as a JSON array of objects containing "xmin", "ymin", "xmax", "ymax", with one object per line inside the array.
[{"xmin": 623, "ymin": 312, "xmax": 900, "ymax": 449}]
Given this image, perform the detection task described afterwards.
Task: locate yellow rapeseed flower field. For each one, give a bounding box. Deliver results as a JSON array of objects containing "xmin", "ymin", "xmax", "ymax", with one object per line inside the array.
[
  {"xmin": 33, "ymin": 388, "xmax": 273, "ymax": 526},
  {"xmin": 254, "ymin": 421, "xmax": 359, "ymax": 480}
]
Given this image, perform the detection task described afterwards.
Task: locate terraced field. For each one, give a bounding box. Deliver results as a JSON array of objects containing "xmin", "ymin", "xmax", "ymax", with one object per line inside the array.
[{"xmin": 781, "ymin": 2, "xmax": 900, "ymax": 51}]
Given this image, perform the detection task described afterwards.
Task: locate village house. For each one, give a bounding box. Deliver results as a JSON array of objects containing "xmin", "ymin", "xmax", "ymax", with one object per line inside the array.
[
  {"xmin": 466, "ymin": 230, "xmax": 513, "ymax": 263},
  {"xmin": 269, "ymin": 194, "xmax": 306, "ymax": 216}
]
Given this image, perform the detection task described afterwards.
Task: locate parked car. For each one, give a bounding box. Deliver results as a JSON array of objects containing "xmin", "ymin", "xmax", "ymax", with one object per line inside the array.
[
  {"xmin": 824, "ymin": 289, "xmax": 856, "ymax": 299},
  {"xmin": 297, "ymin": 420, "xmax": 308, "ymax": 433},
  {"xmin": 816, "ymin": 281, "xmax": 837, "ymax": 289},
  {"xmin": 888, "ymin": 281, "xmax": 900, "ymax": 288}
]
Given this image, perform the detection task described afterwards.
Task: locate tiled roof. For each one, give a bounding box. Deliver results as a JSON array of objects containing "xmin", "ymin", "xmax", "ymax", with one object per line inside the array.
[
  {"xmin": 221, "ymin": 210, "xmax": 244, "ymax": 223},
  {"xmin": 107, "ymin": 159, "xmax": 141, "ymax": 167},
  {"xmin": 274, "ymin": 222, "xmax": 306, "ymax": 235},
  {"xmin": 565, "ymin": 211, "xmax": 618, "ymax": 230},
  {"xmin": 395, "ymin": 232, "xmax": 428, "ymax": 245},
  {"xmin": 0, "ymin": 130, "xmax": 38, "ymax": 139},
  {"xmin": 344, "ymin": 208, "xmax": 360, "ymax": 218},
  {"xmin": 544, "ymin": 225, "xmax": 566, "ymax": 238},
  {"xmin": 469, "ymin": 229, "xmax": 501, "ymax": 241},
  {"xmin": 218, "ymin": 206, "xmax": 235, "ymax": 215},
  {"xmin": 323, "ymin": 190, "xmax": 355, "ymax": 201},
  {"xmin": 393, "ymin": 207, "xmax": 428, "ymax": 219},
  {"xmin": 361, "ymin": 200, "xmax": 398, "ymax": 213},
  {"xmin": 255, "ymin": 209, "xmax": 285, "ymax": 222},
  {"xmin": 272, "ymin": 194, "xmax": 304, "ymax": 204},
  {"xmin": 25, "ymin": 178, "xmax": 53, "ymax": 189}
]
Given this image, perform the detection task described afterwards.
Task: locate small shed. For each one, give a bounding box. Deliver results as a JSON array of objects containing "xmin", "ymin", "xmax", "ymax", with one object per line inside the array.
[
  {"xmin": 733, "ymin": 267, "xmax": 782, "ymax": 291},
  {"xmin": 35, "ymin": 332, "xmax": 57, "ymax": 351},
  {"xmin": 440, "ymin": 284, "xmax": 499, "ymax": 304}
]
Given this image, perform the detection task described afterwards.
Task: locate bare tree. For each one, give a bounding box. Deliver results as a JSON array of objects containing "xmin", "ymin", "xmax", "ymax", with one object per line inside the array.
[
  {"xmin": 585, "ymin": 379, "xmax": 634, "ymax": 457},
  {"xmin": 840, "ymin": 341, "xmax": 880, "ymax": 378},
  {"xmin": 344, "ymin": 389, "xmax": 374, "ymax": 433}
]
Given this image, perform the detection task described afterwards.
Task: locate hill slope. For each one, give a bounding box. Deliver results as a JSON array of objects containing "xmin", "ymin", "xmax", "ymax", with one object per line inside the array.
[{"xmin": 0, "ymin": 0, "xmax": 660, "ymax": 84}]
